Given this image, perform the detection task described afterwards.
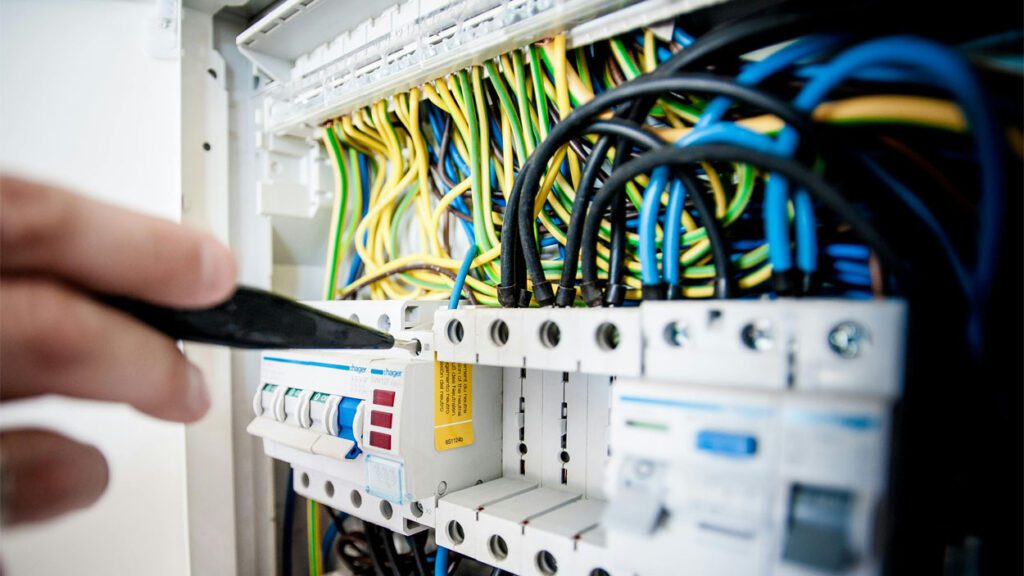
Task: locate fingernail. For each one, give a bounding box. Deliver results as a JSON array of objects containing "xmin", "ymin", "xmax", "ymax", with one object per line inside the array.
[
  {"xmin": 185, "ymin": 364, "xmax": 211, "ymax": 420},
  {"xmin": 200, "ymin": 240, "xmax": 234, "ymax": 299}
]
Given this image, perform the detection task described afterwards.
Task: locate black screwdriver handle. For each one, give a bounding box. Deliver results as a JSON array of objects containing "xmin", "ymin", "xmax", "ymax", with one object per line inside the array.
[{"xmin": 102, "ymin": 286, "xmax": 395, "ymax": 350}]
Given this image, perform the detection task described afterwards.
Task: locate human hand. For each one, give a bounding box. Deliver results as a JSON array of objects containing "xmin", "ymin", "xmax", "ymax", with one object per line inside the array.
[{"xmin": 0, "ymin": 175, "xmax": 236, "ymax": 525}]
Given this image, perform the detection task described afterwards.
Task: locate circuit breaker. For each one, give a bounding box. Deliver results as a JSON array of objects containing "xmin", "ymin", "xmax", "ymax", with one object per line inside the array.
[
  {"xmin": 248, "ymin": 300, "xmax": 503, "ymax": 534},
  {"xmin": 248, "ymin": 298, "xmax": 905, "ymax": 574}
]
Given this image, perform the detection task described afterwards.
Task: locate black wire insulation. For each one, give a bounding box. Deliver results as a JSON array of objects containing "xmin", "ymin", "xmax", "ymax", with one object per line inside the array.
[
  {"xmin": 380, "ymin": 527, "xmax": 405, "ymax": 576},
  {"xmin": 514, "ymin": 74, "xmax": 817, "ymax": 305},
  {"xmin": 498, "ymin": 158, "xmax": 531, "ymax": 306},
  {"xmin": 580, "ymin": 166, "xmax": 732, "ymax": 300},
  {"xmin": 410, "ymin": 533, "xmax": 429, "ymax": 576},
  {"xmin": 592, "ymin": 11, "xmax": 824, "ymax": 296},
  {"xmin": 577, "ymin": 144, "xmax": 901, "ymax": 294},
  {"xmin": 363, "ymin": 524, "xmax": 390, "ymax": 576},
  {"xmin": 555, "ymin": 119, "xmax": 667, "ymax": 306}
]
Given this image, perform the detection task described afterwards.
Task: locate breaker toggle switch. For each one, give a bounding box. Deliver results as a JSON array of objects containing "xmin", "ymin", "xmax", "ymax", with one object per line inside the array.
[
  {"xmin": 338, "ymin": 397, "xmax": 364, "ymax": 459},
  {"xmin": 782, "ymin": 484, "xmax": 856, "ymax": 572},
  {"xmin": 604, "ymin": 457, "xmax": 669, "ymax": 535}
]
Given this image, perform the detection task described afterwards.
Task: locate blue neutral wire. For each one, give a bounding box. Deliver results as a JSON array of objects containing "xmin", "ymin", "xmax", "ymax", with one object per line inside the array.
[
  {"xmin": 321, "ymin": 521, "xmax": 338, "ymax": 568},
  {"xmin": 826, "ymin": 243, "xmax": 871, "ymax": 260},
  {"xmin": 782, "ymin": 37, "xmax": 1002, "ymax": 348},
  {"xmin": 793, "ymin": 64, "xmax": 933, "ymax": 84},
  {"xmin": 425, "ymin": 112, "xmax": 478, "ymax": 243},
  {"xmin": 833, "ymin": 259, "xmax": 872, "ymax": 275},
  {"xmin": 449, "ymin": 140, "xmax": 471, "ymax": 177},
  {"xmin": 702, "ymin": 35, "xmax": 843, "ymax": 277},
  {"xmin": 345, "ymin": 152, "xmax": 372, "ymax": 286},
  {"xmin": 435, "ymin": 546, "xmax": 450, "ymax": 576},
  {"xmin": 426, "ymin": 103, "xmax": 472, "ymax": 178},
  {"xmin": 672, "ymin": 26, "xmax": 695, "ymax": 47},
  {"xmin": 663, "ymin": 178, "xmax": 688, "ymax": 285},
  {"xmin": 815, "ymin": 38, "xmax": 1001, "ymax": 294},
  {"xmin": 698, "ymin": 35, "xmax": 844, "ymax": 129},
  {"xmin": 837, "ymin": 272, "xmax": 873, "ymax": 287},
  {"xmin": 450, "ymin": 245, "xmax": 478, "ymax": 310},
  {"xmin": 641, "ymin": 35, "xmax": 842, "ymax": 286},
  {"xmin": 660, "ymin": 124, "xmax": 778, "ymax": 285}
]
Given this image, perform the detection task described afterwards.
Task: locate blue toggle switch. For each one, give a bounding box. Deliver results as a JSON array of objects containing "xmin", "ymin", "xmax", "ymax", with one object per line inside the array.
[{"xmin": 338, "ymin": 397, "xmax": 363, "ymax": 459}]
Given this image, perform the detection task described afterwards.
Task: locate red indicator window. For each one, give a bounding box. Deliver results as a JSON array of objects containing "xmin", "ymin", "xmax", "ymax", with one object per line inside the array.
[
  {"xmin": 370, "ymin": 410, "xmax": 393, "ymax": 428},
  {"xmin": 369, "ymin": 431, "xmax": 392, "ymax": 450},
  {"xmin": 373, "ymin": 389, "xmax": 395, "ymax": 407}
]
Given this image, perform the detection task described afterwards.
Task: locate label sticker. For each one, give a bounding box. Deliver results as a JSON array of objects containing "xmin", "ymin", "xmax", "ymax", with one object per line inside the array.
[{"xmin": 434, "ymin": 359, "xmax": 474, "ymax": 451}]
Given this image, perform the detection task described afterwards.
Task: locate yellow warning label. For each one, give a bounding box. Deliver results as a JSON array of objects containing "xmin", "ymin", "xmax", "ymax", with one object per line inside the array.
[{"xmin": 434, "ymin": 359, "xmax": 474, "ymax": 451}]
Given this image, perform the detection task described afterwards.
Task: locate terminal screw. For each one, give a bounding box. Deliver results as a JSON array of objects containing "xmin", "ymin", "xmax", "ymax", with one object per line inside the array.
[
  {"xmin": 741, "ymin": 320, "xmax": 774, "ymax": 351},
  {"xmin": 829, "ymin": 322, "xmax": 867, "ymax": 359},
  {"xmin": 633, "ymin": 459, "xmax": 654, "ymax": 479},
  {"xmin": 663, "ymin": 321, "xmax": 689, "ymax": 348}
]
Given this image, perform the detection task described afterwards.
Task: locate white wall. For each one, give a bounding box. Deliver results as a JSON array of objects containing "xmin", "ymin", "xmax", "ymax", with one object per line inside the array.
[{"xmin": 0, "ymin": 1, "xmax": 191, "ymax": 574}]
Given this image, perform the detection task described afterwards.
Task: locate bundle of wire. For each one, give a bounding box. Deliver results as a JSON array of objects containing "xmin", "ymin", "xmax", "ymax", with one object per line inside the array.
[
  {"xmin": 321, "ymin": 20, "xmax": 1018, "ymax": 318},
  {"xmin": 306, "ymin": 12, "xmax": 1022, "ymax": 576}
]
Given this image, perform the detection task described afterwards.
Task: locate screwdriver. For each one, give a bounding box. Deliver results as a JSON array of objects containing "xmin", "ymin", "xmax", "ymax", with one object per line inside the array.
[{"xmin": 102, "ymin": 286, "xmax": 422, "ymax": 354}]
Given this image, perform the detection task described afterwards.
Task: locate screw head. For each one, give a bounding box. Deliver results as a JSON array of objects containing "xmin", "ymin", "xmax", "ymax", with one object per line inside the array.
[
  {"xmin": 159, "ymin": 17, "xmax": 171, "ymax": 29},
  {"xmin": 633, "ymin": 459, "xmax": 654, "ymax": 479},
  {"xmin": 829, "ymin": 322, "xmax": 867, "ymax": 358},
  {"xmin": 741, "ymin": 320, "xmax": 774, "ymax": 352},
  {"xmin": 664, "ymin": 321, "xmax": 689, "ymax": 348}
]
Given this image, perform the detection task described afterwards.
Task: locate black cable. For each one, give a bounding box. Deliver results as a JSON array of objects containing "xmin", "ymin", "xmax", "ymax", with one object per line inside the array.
[
  {"xmin": 337, "ymin": 532, "xmax": 375, "ymax": 575},
  {"xmin": 622, "ymin": 11, "xmax": 820, "ymax": 119},
  {"xmin": 320, "ymin": 508, "xmax": 347, "ymax": 572},
  {"xmin": 514, "ymin": 74, "xmax": 817, "ymax": 305},
  {"xmin": 606, "ymin": 182, "xmax": 628, "ymax": 305},
  {"xmin": 410, "ymin": 532, "xmax": 429, "ymax": 576},
  {"xmin": 448, "ymin": 551, "xmax": 463, "ymax": 575},
  {"xmin": 510, "ymin": 117, "xmax": 664, "ymax": 307},
  {"xmin": 498, "ymin": 157, "xmax": 531, "ymax": 307},
  {"xmin": 327, "ymin": 507, "xmax": 346, "ymax": 531},
  {"xmin": 363, "ymin": 524, "xmax": 391, "ymax": 576},
  {"xmin": 555, "ymin": 119, "xmax": 666, "ymax": 306},
  {"xmin": 591, "ymin": 11, "xmax": 825, "ymax": 297},
  {"xmin": 682, "ymin": 170, "xmax": 732, "ymax": 298},
  {"xmin": 580, "ymin": 166, "xmax": 731, "ymax": 300},
  {"xmin": 577, "ymin": 144, "xmax": 901, "ymax": 295},
  {"xmin": 379, "ymin": 527, "xmax": 405, "ymax": 576},
  {"xmin": 561, "ymin": 137, "xmax": 606, "ymax": 307}
]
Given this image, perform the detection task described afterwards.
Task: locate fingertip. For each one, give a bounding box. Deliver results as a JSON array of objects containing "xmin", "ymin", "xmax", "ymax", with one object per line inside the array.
[
  {"xmin": 0, "ymin": 430, "xmax": 110, "ymax": 526},
  {"xmin": 198, "ymin": 236, "xmax": 236, "ymax": 307},
  {"xmin": 181, "ymin": 363, "xmax": 211, "ymax": 423},
  {"xmin": 69, "ymin": 441, "xmax": 110, "ymax": 511}
]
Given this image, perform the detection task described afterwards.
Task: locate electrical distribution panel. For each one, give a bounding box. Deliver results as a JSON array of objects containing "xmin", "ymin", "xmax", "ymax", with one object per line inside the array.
[
  {"xmin": 228, "ymin": 0, "xmax": 993, "ymax": 573},
  {"xmin": 250, "ymin": 298, "xmax": 905, "ymax": 575}
]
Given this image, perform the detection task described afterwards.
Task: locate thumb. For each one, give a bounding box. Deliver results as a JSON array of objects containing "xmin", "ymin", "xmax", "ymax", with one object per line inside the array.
[{"xmin": 0, "ymin": 429, "xmax": 109, "ymax": 526}]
